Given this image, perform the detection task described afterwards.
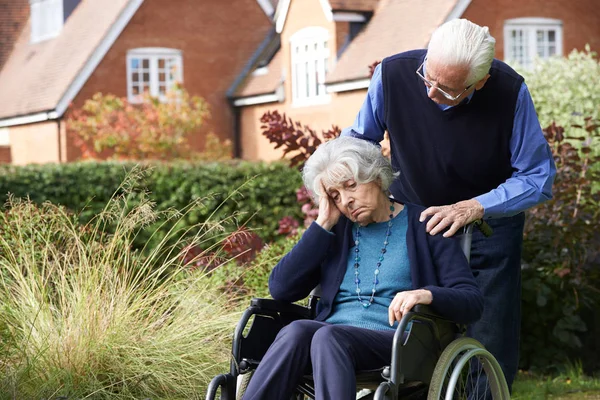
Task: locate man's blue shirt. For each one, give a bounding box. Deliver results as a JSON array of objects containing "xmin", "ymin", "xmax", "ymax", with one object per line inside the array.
[{"xmin": 342, "ymin": 63, "xmax": 556, "ymax": 218}]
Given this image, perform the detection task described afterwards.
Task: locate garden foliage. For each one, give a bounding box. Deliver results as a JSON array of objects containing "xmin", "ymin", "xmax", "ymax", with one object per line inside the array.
[
  {"xmin": 0, "ymin": 169, "xmax": 242, "ymax": 398},
  {"xmin": 520, "ymin": 117, "xmax": 600, "ymax": 372},
  {"xmin": 67, "ymin": 87, "xmax": 210, "ymax": 160},
  {"xmin": 0, "ymin": 160, "xmax": 303, "ymax": 248},
  {"xmin": 522, "ymin": 47, "xmax": 600, "ymax": 143}
]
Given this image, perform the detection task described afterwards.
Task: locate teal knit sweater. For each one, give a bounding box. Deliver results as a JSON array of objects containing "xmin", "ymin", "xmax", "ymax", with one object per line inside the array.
[{"xmin": 325, "ymin": 208, "xmax": 411, "ymax": 331}]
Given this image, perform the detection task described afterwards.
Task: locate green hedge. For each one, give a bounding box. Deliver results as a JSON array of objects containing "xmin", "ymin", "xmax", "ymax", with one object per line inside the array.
[{"xmin": 0, "ymin": 161, "xmax": 303, "ymax": 246}]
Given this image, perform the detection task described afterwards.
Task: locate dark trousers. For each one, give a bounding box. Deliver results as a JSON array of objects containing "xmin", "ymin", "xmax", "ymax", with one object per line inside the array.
[
  {"xmin": 241, "ymin": 320, "xmax": 396, "ymax": 400},
  {"xmin": 468, "ymin": 212, "xmax": 525, "ymax": 389}
]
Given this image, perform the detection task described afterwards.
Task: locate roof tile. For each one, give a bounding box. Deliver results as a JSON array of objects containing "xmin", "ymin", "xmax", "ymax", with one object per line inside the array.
[
  {"xmin": 327, "ymin": 0, "xmax": 458, "ymax": 83},
  {"xmin": 0, "ymin": 0, "xmax": 130, "ymax": 119}
]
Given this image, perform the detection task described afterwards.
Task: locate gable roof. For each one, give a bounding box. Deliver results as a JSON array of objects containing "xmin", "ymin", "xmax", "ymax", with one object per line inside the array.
[
  {"xmin": 326, "ymin": 0, "xmax": 462, "ymax": 85},
  {"xmin": 0, "ymin": 0, "xmax": 143, "ymax": 127}
]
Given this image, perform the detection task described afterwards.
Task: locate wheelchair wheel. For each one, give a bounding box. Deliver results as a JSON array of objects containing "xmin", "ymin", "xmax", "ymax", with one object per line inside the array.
[{"xmin": 427, "ymin": 338, "xmax": 509, "ymax": 400}]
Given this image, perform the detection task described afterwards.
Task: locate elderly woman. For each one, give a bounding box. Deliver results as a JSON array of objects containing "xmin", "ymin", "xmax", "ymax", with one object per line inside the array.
[{"xmin": 242, "ymin": 136, "xmax": 483, "ymax": 400}]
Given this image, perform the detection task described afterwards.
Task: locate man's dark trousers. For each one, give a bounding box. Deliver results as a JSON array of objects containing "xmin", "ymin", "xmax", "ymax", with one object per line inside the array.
[{"xmin": 468, "ymin": 212, "xmax": 526, "ymax": 388}]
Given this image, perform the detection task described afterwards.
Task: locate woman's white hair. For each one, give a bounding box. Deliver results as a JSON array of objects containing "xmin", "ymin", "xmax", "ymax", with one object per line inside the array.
[
  {"xmin": 302, "ymin": 136, "xmax": 397, "ymax": 203},
  {"xmin": 427, "ymin": 19, "xmax": 496, "ymax": 85}
]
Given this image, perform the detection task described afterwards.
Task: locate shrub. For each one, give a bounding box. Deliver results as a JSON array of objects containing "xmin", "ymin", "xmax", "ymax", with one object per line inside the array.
[
  {"xmin": 521, "ymin": 46, "xmax": 600, "ymax": 143},
  {"xmin": 68, "ymin": 87, "xmax": 210, "ymax": 160},
  {"xmin": 520, "ymin": 118, "xmax": 600, "ymax": 372},
  {"xmin": 0, "ymin": 168, "xmax": 243, "ymax": 398},
  {"xmin": 0, "ymin": 161, "xmax": 304, "ymax": 246},
  {"xmin": 208, "ymin": 230, "xmax": 302, "ymax": 299}
]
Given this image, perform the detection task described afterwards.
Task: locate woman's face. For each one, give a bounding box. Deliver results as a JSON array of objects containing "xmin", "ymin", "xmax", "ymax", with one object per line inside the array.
[{"xmin": 325, "ymin": 179, "xmax": 387, "ymax": 226}]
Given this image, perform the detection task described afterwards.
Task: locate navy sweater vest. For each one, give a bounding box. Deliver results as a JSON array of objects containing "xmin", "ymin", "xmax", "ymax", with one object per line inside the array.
[{"xmin": 382, "ymin": 49, "xmax": 524, "ymax": 206}]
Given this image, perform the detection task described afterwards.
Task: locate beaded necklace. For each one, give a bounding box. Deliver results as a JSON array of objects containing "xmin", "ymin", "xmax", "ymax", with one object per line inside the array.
[{"xmin": 353, "ymin": 200, "xmax": 395, "ymax": 308}]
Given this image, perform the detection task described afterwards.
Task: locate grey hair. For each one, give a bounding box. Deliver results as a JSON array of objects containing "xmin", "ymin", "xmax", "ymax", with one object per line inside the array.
[
  {"xmin": 302, "ymin": 136, "xmax": 398, "ymax": 203},
  {"xmin": 427, "ymin": 19, "xmax": 496, "ymax": 85}
]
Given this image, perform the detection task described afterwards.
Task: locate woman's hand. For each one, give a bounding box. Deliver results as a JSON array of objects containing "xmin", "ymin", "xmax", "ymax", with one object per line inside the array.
[
  {"xmin": 388, "ymin": 289, "xmax": 433, "ymax": 326},
  {"xmin": 315, "ymin": 184, "xmax": 342, "ymax": 231}
]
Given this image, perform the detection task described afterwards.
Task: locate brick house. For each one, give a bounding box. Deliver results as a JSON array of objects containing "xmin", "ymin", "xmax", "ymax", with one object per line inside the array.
[
  {"xmin": 0, "ymin": 0, "xmax": 275, "ymax": 164},
  {"xmin": 231, "ymin": 0, "xmax": 600, "ymax": 161},
  {"xmin": 0, "ymin": 0, "xmax": 598, "ymax": 165}
]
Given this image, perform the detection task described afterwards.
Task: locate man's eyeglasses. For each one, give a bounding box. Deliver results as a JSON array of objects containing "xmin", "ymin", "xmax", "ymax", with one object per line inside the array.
[{"xmin": 416, "ymin": 60, "xmax": 473, "ymax": 101}]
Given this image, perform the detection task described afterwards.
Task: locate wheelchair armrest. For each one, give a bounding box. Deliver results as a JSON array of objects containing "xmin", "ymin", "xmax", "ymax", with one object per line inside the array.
[
  {"xmin": 250, "ymin": 298, "xmax": 312, "ymax": 319},
  {"xmin": 412, "ymin": 304, "xmax": 455, "ymax": 324}
]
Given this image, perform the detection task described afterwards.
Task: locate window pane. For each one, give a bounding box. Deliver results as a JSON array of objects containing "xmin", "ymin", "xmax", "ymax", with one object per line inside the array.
[
  {"xmin": 315, "ymin": 60, "xmax": 319, "ymax": 95},
  {"xmin": 158, "ymin": 58, "xmax": 166, "ymax": 69},
  {"xmin": 305, "ymin": 61, "xmax": 309, "ymax": 98},
  {"xmin": 548, "ymin": 30, "xmax": 556, "ymax": 42},
  {"xmin": 142, "ymin": 59, "xmax": 150, "ymax": 68},
  {"xmin": 132, "ymin": 72, "xmax": 139, "ymax": 82},
  {"xmin": 130, "ymin": 59, "xmax": 139, "ymax": 69},
  {"xmin": 143, "ymin": 72, "xmax": 150, "ymax": 82},
  {"xmin": 536, "ymin": 30, "xmax": 545, "ymax": 43},
  {"xmin": 158, "ymin": 72, "xmax": 166, "ymax": 83},
  {"xmin": 132, "ymin": 86, "xmax": 140, "ymax": 95},
  {"xmin": 159, "ymin": 85, "xmax": 167, "ymax": 96}
]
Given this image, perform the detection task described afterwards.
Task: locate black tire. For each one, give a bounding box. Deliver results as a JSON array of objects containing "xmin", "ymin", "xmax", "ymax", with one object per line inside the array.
[
  {"xmin": 236, "ymin": 371, "xmax": 254, "ymax": 400},
  {"xmin": 427, "ymin": 338, "xmax": 509, "ymax": 399}
]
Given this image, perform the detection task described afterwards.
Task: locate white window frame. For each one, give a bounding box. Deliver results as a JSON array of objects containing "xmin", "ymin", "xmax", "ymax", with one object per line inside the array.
[
  {"xmin": 126, "ymin": 48, "xmax": 183, "ymax": 103},
  {"xmin": 30, "ymin": 0, "xmax": 64, "ymax": 43},
  {"xmin": 0, "ymin": 128, "xmax": 10, "ymax": 146},
  {"xmin": 290, "ymin": 27, "xmax": 331, "ymax": 107},
  {"xmin": 503, "ymin": 18, "xmax": 563, "ymax": 69}
]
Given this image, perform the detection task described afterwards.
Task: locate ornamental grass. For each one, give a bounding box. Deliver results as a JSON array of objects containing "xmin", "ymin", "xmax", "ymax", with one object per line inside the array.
[{"xmin": 0, "ymin": 167, "xmax": 242, "ymax": 399}]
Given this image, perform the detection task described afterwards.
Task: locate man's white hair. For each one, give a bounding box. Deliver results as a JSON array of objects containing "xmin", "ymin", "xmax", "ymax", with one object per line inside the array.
[{"xmin": 427, "ymin": 19, "xmax": 496, "ymax": 85}]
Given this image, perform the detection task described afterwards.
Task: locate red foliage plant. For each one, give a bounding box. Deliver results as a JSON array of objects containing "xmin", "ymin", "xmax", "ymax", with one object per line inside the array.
[
  {"xmin": 260, "ymin": 110, "xmax": 341, "ymax": 170},
  {"xmin": 181, "ymin": 227, "xmax": 264, "ymax": 271}
]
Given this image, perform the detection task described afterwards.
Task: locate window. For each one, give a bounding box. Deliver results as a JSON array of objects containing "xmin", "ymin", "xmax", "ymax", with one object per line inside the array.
[
  {"xmin": 290, "ymin": 27, "xmax": 331, "ymax": 106},
  {"xmin": 504, "ymin": 18, "xmax": 563, "ymax": 69},
  {"xmin": 126, "ymin": 48, "xmax": 183, "ymax": 103},
  {"xmin": 30, "ymin": 0, "xmax": 64, "ymax": 43}
]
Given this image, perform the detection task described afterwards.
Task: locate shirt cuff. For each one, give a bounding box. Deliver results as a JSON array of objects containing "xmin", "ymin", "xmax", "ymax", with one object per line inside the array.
[{"xmin": 474, "ymin": 191, "xmax": 504, "ymax": 219}]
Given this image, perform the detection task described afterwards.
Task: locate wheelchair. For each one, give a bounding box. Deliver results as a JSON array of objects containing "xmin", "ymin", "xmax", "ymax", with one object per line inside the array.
[{"xmin": 206, "ymin": 221, "xmax": 510, "ymax": 400}]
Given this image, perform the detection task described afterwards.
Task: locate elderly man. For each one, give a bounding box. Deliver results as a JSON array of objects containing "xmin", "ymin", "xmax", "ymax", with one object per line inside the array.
[{"xmin": 342, "ymin": 18, "xmax": 556, "ymax": 389}]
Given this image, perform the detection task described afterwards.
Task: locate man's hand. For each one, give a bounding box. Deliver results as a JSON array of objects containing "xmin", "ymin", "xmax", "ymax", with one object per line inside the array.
[
  {"xmin": 388, "ymin": 289, "xmax": 433, "ymax": 326},
  {"xmin": 315, "ymin": 184, "xmax": 342, "ymax": 231},
  {"xmin": 419, "ymin": 199, "xmax": 484, "ymax": 237}
]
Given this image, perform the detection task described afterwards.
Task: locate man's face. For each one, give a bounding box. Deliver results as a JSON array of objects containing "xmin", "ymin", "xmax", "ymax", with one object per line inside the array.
[{"xmin": 423, "ymin": 59, "xmax": 474, "ymax": 106}]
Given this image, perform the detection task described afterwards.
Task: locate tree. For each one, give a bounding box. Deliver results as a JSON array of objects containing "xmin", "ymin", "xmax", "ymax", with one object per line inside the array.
[{"xmin": 67, "ymin": 86, "xmax": 210, "ymax": 160}]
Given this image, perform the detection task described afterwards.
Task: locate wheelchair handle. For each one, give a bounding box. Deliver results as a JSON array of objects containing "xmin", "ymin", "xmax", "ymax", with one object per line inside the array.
[{"xmin": 473, "ymin": 219, "xmax": 493, "ymax": 237}]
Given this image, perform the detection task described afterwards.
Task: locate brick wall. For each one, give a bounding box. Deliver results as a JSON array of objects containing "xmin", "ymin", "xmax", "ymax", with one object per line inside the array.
[
  {"xmin": 68, "ymin": 0, "xmax": 272, "ymax": 161},
  {"xmin": 0, "ymin": 0, "xmax": 29, "ymax": 71},
  {"xmin": 0, "ymin": 146, "xmax": 11, "ymax": 163},
  {"xmin": 463, "ymin": 0, "xmax": 600, "ymax": 59}
]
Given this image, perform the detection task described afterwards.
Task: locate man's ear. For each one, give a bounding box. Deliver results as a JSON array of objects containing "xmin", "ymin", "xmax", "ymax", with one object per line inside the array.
[{"xmin": 474, "ymin": 74, "xmax": 491, "ymax": 90}]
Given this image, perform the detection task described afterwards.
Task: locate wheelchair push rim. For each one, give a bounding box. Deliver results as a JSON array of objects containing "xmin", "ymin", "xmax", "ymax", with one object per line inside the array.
[{"xmin": 428, "ymin": 337, "xmax": 510, "ymax": 400}]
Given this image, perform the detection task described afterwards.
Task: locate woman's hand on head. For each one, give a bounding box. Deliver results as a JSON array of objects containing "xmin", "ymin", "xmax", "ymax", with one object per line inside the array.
[
  {"xmin": 388, "ymin": 289, "xmax": 433, "ymax": 326},
  {"xmin": 315, "ymin": 184, "xmax": 342, "ymax": 231}
]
